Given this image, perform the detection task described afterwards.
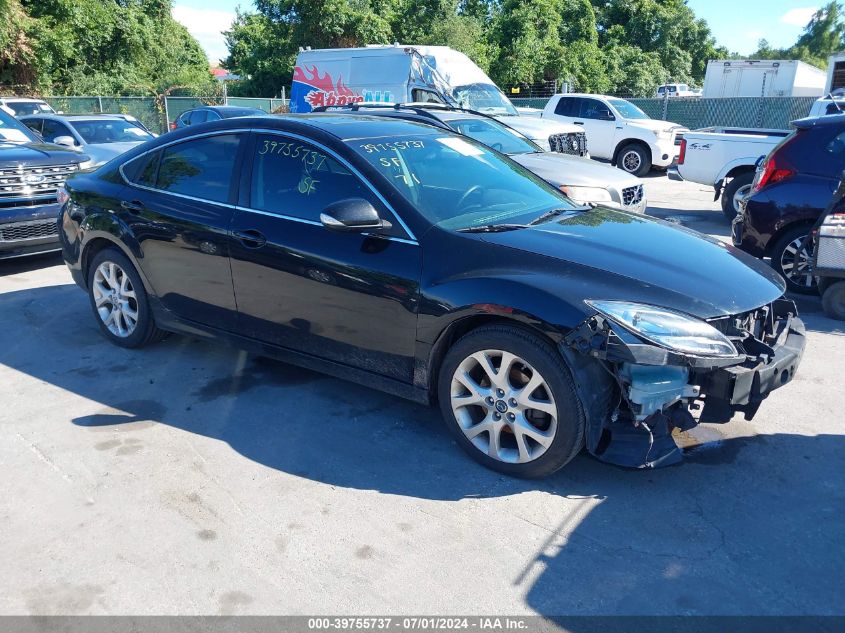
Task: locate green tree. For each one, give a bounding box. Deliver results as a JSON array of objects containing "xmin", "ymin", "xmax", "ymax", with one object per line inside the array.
[
  {"xmin": 752, "ymin": 2, "xmax": 845, "ymax": 69},
  {"xmin": 2, "ymin": 0, "xmax": 211, "ymax": 94}
]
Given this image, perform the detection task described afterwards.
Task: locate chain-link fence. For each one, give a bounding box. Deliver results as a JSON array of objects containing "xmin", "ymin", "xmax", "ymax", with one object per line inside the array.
[
  {"xmin": 37, "ymin": 96, "xmax": 289, "ymax": 135},
  {"xmin": 511, "ymin": 96, "xmax": 819, "ymax": 130}
]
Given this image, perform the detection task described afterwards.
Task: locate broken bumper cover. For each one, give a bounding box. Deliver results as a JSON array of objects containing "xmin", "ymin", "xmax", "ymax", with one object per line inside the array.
[{"xmin": 564, "ymin": 299, "xmax": 806, "ymax": 468}]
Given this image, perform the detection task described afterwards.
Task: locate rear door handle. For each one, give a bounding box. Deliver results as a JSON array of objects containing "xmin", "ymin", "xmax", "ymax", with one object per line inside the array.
[
  {"xmin": 233, "ymin": 229, "xmax": 267, "ymax": 249},
  {"xmin": 574, "ymin": 121, "xmax": 584, "ymax": 125},
  {"xmin": 120, "ymin": 200, "xmax": 144, "ymax": 214}
]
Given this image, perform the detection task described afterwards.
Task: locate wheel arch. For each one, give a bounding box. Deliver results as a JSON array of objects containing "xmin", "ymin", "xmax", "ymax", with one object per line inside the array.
[
  {"xmin": 80, "ymin": 230, "xmax": 148, "ymax": 291},
  {"xmin": 764, "ymin": 218, "xmax": 816, "ymax": 257},
  {"xmin": 425, "ymin": 313, "xmax": 569, "ymax": 406},
  {"xmin": 612, "ymin": 138, "xmax": 651, "ymax": 166}
]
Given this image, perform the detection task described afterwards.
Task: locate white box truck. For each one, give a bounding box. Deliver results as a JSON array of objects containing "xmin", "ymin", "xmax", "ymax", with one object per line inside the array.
[
  {"xmin": 702, "ymin": 60, "xmax": 825, "ymax": 98},
  {"xmin": 289, "ymin": 45, "xmax": 587, "ymax": 155}
]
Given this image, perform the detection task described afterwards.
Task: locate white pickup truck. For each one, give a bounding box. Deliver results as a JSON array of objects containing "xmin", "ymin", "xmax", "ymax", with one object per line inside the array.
[{"xmin": 669, "ymin": 127, "xmax": 791, "ymax": 219}]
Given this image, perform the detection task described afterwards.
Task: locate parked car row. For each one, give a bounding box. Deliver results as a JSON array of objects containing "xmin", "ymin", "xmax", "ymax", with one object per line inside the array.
[
  {"xmin": 53, "ymin": 111, "xmax": 805, "ymax": 478},
  {"xmin": 0, "ymin": 109, "xmax": 91, "ymax": 260}
]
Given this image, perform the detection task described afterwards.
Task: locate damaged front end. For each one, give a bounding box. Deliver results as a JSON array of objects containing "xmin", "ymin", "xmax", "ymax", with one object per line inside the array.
[{"xmin": 563, "ymin": 298, "xmax": 806, "ymax": 468}]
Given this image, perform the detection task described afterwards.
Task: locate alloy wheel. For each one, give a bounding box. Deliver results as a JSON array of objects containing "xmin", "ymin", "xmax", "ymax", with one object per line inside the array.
[
  {"xmin": 779, "ymin": 235, "xmax": 816, "ymax": 290},
  {"xmin": 92, "ymin": 261, "xmax": 139, "ymax": 338},
  {"xmin": 450, "ymin": 349, "xmax": 557, "ymax": 464},
  {"xmin": 621, "ymin": 150, "xmax": 642, "ymax": 173}
]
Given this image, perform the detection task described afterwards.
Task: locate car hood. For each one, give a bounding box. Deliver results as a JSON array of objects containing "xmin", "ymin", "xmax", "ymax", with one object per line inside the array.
[
  {"xmin": 497, "ymin": 115, "xmax": 582, "ymax": 138},
  {"xmin": 479, "ymin": 208, "xmax": 786, "ymax": 319},
  {"xmin": 510, "ymin": 152, "xmax": 641, "ymax": 189},
  {"xmin": 0, "ymin": 141, "xmax": 86, "ymax": 167},
  {"xmin": 85, "ymin": 142, "xmax": 145, "ymax": 164},
  {"xmin": 626, "ymin": 118, "xmax": 685, "ymax": 133}
]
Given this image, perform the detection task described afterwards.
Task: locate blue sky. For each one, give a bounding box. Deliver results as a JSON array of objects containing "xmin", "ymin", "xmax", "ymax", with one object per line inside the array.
[{"xmin": 171, "ymin": 0, "xmax": 821, "ymax": 65}]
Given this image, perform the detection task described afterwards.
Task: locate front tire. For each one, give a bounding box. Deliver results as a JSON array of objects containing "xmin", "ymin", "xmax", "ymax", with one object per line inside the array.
[
  {"xmin": 616, "ymin": 143, "xmax": 650, "ymax": 177},
  {"xmin": 770, "ymin": 226, "xmax": 817, "ymax": 295},
  {"xmin": 720, "ymin": 172, "xmax": 754, "ymax": 221},
  {"xmin": 87, "ymin": 247, "xmax": 167, "ymax": 348},
  {"xmin": 437, "ymin": 325, "xmax": 585, "ymax": 478}
]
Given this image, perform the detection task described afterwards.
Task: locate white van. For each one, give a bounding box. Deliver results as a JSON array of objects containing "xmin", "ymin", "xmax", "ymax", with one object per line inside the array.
[{"xmin": 290, "ymin": 45, "xmax": 587, "ymax": 156}]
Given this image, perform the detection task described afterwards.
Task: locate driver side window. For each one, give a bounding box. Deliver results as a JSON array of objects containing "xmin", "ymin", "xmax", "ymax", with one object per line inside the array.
[
  {"xmin": 249, "ymin": 134, "xmax": 405, "ymax": 238},
  {"xmin": 580, "ymin": 99, "xmax": 613, "ymax": 120}
]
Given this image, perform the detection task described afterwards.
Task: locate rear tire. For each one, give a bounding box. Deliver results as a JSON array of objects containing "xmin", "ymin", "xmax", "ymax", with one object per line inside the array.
[
  {"xmin": 720, "ymin": 172, "xmax": 754, "ymax": 221},
  {"xmin": 770, "ymin": 225, "xmax": 817, "ymax": 295},
  {"xmin": 616, "ymin": 143, "xmax": 650, "ymax": 177},
  {"xmin": 822, "ymin": 280, "xmax": 845, "ymax": 320},
  {"xmin": 437, "ymin": 325, "xmax": 585, "ymax": 478},
  {"xmin": 86, "ymin": 247, "xmax": 168, "ymax": 348}
]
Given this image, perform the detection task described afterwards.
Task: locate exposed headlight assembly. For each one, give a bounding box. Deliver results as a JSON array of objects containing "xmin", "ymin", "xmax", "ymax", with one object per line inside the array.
[
  {"xmin": 560, "ymin": 185, "xmax": 613, "ymax": 204},
  {"xmin": 586, "ymin": 300, "xmax": 738, "ymax": 358}
]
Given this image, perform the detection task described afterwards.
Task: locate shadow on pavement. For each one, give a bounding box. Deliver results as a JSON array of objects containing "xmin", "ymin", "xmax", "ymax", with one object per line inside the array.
[
  {"xmin": 1, "ymin": 284, "xmax": 843, "ymax": 615},
  {"xmin": 0, "ymin": 252, "xmax": 63, "ymax": 277}
]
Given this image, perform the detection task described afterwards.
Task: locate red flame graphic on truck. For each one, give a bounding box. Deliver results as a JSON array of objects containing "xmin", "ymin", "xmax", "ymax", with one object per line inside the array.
[{"xmin": 293, "ymin": 65, "xmax": 364, "ymax": 108}]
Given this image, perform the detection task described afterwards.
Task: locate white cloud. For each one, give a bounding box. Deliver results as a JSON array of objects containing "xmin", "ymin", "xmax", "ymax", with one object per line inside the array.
[
  {"xmin": 780, "ymin": 6, "xmax": 818, "ymax": 27},
  {"xmin": 172, "ymin": 5, "xmax": 236, "ymax": 65}
]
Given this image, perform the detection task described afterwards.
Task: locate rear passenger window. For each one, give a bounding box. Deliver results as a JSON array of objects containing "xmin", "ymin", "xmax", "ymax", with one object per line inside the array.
[
  {"xmin": 554, "ymin": 97, "xmax": 579, "ymax": 117},
  {"xmin": 190, "ymin": 110, "xmax": 208, "ymax": 125},
  {"xmin": 155, "ymin": 134, "xmax": 241, "ymax": 203},
  {"xmin": 123, "ymin": 150, "xmax": 160, "ymax": 186}
]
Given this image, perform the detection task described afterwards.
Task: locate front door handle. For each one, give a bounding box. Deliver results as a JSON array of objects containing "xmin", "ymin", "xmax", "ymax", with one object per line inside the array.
[
  {"xmin": 573, "ymin": 121, "xmax": 584, "ymax": 125},
  {"xmin": 233, "ymin": 229, "xmax": 267, "ymax": 249},
  {"xmin": 120, "ymin": 200, "xmax": 144, "ymax": 214}
]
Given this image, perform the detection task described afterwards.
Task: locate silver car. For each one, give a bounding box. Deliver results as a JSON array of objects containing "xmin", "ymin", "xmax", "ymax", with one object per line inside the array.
[
  {"xmin": 19, "ymin": 114, "xmax": 154, "ymax": 167},
  {"xmin": 317, "ymin": 104, "xmax": 647, "ymax": 212}
]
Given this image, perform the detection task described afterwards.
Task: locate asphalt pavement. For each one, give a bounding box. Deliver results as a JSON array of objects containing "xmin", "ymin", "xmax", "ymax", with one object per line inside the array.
[{"xmin": 1, "ymin": 175, "xmax": 843, "ymax": 617}]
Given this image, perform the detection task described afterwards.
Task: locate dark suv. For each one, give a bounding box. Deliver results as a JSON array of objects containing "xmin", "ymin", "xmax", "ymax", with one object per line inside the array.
[
  {"xmin": 0, "ymin": 109, "xmax": 89, "ymax": 260},
  {"xmin": 733, "ymin": 114, "xmax": 845, "ymax": 293}
]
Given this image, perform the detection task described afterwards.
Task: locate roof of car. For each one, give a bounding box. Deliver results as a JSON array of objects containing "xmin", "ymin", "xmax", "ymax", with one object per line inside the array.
[
  {"xmin": 0, "ymin": 97, "xmax": 49, "ymax": 103},
  {"xmin": 201, "ymin": 105, "xmax": 266, "ymax": 112},
  {"xmin": 793, "ymin": 113, "xmax": 845, "ymax": 129},
  {"xmin": 19, "ymin": 113, "xmax": 125, "ymax": 121},
  {"xmin": 163, "ymin": 113, "xmax": 454, "ymax": 143}
]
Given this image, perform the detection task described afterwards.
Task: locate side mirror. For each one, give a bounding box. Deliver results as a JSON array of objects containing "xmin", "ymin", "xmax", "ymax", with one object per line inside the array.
[
  {"xmin": 599, "ymin": 112, "xmax": 615, "ymax": 121},
  {"xmin": 53, "ymin": 135, "xmax": 76, "ymax": 148},
  {"xmin": 320, "ymin": 198, "xmax": 392, "ymax": 233}
]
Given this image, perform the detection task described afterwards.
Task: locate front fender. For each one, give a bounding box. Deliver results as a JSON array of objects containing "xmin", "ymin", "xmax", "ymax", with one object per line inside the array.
[{"xmin": 417, "ymin": 275, "xmax": 591, "ymax": 348}]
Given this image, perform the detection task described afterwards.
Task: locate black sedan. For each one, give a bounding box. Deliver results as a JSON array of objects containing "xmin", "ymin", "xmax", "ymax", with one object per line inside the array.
[{"xmin": 59, "ymin": 114, "xmax": 805, "ymax": 476}]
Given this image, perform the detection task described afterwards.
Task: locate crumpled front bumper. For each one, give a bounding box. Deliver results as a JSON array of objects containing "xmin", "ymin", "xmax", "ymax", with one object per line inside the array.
[{"xmin": 564, "ymin": 299, "xmax": 806, "ymax": 468}]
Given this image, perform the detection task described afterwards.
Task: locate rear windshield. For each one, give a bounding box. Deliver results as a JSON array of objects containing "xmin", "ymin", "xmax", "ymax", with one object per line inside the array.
[
  {"xmin": 4, "ymin": 101, "xmax": 54, "ymax": 116},
  {"xmin": 351, "ymin": 133, "xmax": 575, "ymax": 230}
]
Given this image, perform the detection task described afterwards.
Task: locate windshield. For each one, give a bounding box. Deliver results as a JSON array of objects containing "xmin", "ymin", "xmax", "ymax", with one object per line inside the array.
[
  {"xmin": 607, "ymin": 98, "xmax": 649, "ymax": 120},
  {"xmin": 447, "ymin": 117, "xmax": 541, "ymax": 155},
  {"xmin": 69, "ymin": 119, "xmax": 153, "ymax": 144},
  {"xmin": 0, "ymin": 109, "xmax": 39, "ymax": 143},
  {"xmin": 352, "ymin": 133, "xmax": 576, "ymax": 230},
  {"xmin": 450, "ymin": 84, "xmax": 519, "ymax": 116},
  {"xmin": 5, "ymin": 101, "xmax": 54, "ymax": 116}
]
